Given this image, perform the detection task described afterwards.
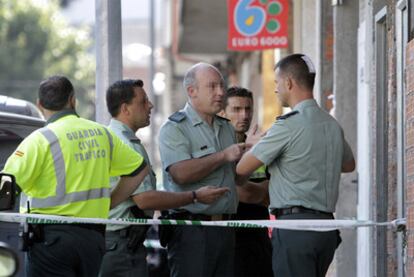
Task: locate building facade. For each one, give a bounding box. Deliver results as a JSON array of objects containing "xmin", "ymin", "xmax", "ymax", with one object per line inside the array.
[{"xmin": 165, "ymin": 0, "xmax": 413, "ymax": 276}]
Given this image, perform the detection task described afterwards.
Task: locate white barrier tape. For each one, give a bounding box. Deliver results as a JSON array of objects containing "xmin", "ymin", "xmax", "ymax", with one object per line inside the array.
[
  {"xmin": 0, "ymin": 212, "xmax": 406, "ymax": 232},
  {"xmin": 144, "ymin": 239, "xmax": 163, "ymax": 249}
]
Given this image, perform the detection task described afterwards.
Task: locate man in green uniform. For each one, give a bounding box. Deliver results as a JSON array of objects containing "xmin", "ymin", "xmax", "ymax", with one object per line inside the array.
[
  {"xmin": 237, "ymin": 54, "xmax": 355, "ymax": 277},
  {"xmin": 222, "ymin": 86, "xmax": 273, "ymax": 277},
  {"xmin": 158, "ymin": 63, "xmax": 247, "ymax": 277},
  {"xmin": 100, "ymin": 79, "xmax": 229, "ymax": 277},
  {"xmin": 3, "ymin": 76, "xmax": 149, "ymax": 277}
]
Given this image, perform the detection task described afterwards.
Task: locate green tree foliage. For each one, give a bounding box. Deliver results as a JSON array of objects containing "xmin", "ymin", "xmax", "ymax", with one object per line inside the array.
[{"xmin": 0, "ymin": 0, "xmax": 95, "ymax": 118}]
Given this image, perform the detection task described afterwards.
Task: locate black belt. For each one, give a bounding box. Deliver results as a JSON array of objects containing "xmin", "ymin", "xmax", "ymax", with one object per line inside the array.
[
  {"xmin": 171, "ymin": 212, "xmax": 234, "ymax": 221},
  {"xmin": 106, "ymin": 227, "xmax": 130, "ymax": 238},
  {"xmin": 42, "ymin": 223, "xmax": 106, "ymax": 236},
  {"xmin": 106, "ymin": 226, "xmax": 148, "ymax": 238},
  {"xmin": 271, "ymin": 206, "xmax": 332, "ymax": 218}
]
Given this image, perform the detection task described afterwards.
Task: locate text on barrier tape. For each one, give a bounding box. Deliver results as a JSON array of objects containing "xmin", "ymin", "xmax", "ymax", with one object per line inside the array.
[{"xmin": 0, "ymin": 212, "xmax": 406, "ymax": 232}]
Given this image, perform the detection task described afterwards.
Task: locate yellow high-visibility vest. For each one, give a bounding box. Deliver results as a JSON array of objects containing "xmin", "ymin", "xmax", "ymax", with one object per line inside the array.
[
  {"xmin": 4, "ymin": 112, "xmax": 145, "ymax": 218},
  {"xmin": 250, "ymin": 165, "xmax": 267, "ymax": 181}
]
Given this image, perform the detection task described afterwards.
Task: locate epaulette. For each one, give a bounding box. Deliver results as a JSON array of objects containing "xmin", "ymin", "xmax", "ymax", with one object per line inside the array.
[
  {"xmin": 276, "ymin": 110, "xmax": 299, "ymax": 120},
  {"xmin": 122, "ymin": 131, "xmax": 141, "ymax": 144},
  {"xmin": 215, "ymin": 115, "xmax": 230, "ymax": 121},
  {"xmin": 169, "ymin": 111, "xmax": 187, "ymax": 123}
]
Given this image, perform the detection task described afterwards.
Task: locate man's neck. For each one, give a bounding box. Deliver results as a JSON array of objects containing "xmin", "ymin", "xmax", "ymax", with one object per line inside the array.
[
  {"xmin": 43, "ymin": 110, "xmax": 56, "ymax": 120},
  {"xmin": 202, "ymin": 114, "xmax": 215, "ymax": 126},
  {"xmin": 43, "ymin": 108, "xmax": 74, "ymax": 120},
  {"xmin": 114, "ymin": 116, "xmax": 138, "ymax": 133},
  {"xmin": 192, "ymin": 105, "xmax": 215, "ymax": 126},
  {"xmin": 289, "ymin": 91, "xmax": 313, "ymax": 108},
  {"xmin": 236, "ymin": 132, "xmax": 246, "ymax": 143}
]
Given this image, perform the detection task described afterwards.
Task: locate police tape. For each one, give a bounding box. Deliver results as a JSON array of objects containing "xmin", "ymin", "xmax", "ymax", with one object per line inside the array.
[{"xmin": 0, "ymin": 212, "xmax": 406, "ymax": 232}]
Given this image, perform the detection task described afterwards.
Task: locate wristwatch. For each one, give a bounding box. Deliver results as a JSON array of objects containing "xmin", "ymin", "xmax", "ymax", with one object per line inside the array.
[{"xmin": 192, "ymin": 191, "xmax": 198, "ymax": 203}]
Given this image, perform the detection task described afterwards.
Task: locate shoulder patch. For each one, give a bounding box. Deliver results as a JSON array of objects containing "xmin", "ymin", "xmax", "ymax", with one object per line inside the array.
[
  {"xmin": 215, "ymin": 115, "xmax": 230, "ymax": 121},
  {"xmin": 168, "ymin": 111, "xmax": 187, "ymax": 123},
  {"xmin": 276, "ymin": 110, "xmax": 299, "ymax": 121}
]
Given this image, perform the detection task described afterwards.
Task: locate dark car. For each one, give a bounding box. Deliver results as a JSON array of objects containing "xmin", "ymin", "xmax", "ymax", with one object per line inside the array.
[
  {"xmin": 0, "ymin": 241, "xmax": 19, "ymax": 276},
  {"xmin": 0, "ymin": 95, "xmax": 44, "ymax": 120},
  {"xmin": 0, "ymin": 97, "xmax": 45, "ymax": 277}
]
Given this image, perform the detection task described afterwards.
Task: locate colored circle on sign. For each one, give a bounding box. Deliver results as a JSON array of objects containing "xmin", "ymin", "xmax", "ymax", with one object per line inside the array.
[
  {"xmin": 266, "ymin": 19, "xmax": 280, "ymax": 33},
  {"xmin": 268, "ymin": 2, "xmax": 282, "ymax": 15}
]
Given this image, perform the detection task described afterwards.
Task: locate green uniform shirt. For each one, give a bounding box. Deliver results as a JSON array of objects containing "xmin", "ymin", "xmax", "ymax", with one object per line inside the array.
[
  {"xmin": 107, "ymin": 119, "xmax": 156, "ymax": 231},
  {"xmin": 3, "ymin": 110, "xmax": 145, "ymax": 219},
  {"xmin": 159, "ymin": 103, "xmax": 238, "ymax": 214},
  {"xmin": 251, "ymin": 99, "xmax": 354, "ymax": 212}
]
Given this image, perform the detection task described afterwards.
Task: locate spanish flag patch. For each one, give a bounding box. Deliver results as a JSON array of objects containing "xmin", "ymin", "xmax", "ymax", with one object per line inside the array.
[{"xmin": 15, "ymin": 151, "xmax": 24, "ymax": 157}]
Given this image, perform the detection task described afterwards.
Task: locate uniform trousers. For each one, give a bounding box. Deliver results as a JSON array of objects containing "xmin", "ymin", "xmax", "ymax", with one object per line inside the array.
[
  {"xmin": 271, "ymin": 213, "xmax": 341, "ymax": 277},
  {"xmin": 234, "ymin": 202, "xmax": 273, "ymax": 277},
  {"xmin": 167, "ymin": 225, "xmax": 235, "ymax": 277},
  {"xmin": 99, "ymin": 229, "xmax": 148, "ymax": 277},
  {"xmin": 27, "ymin": 224, "xmax": 105, "ymax": 277},
  {"xmin": 235, "ymin": 232, "xmax": 273, "ymax": 277}
]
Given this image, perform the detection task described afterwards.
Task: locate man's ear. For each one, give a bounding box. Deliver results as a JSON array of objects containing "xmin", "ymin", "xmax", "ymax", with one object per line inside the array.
[
  {"xmin": 69, "ymin": 95, "xmax": 76, "ymax": 109},
  {"xmin": 285, "ymin": 76, "xmax": 293, "ymax": 90},
  {"xmin": 36, "ymin": 99, "xmax": 44, "ymax": 114},
  {"xmin": 120, "ymin": 102, "xmax": 129, "ymax": 115},
  {"xmin": 187, "ymin": 85, "xmax": 197, "ymax": 98}
]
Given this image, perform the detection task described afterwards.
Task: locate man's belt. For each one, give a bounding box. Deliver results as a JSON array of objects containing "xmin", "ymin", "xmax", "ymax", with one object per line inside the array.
[
  {"xmin": 271, "ymin": 206, "xmax": 332, "ymax": 218},
  {"xmin": 106, "ymin": 227, "xmax": 131, "ymax": 238},
  {"xmin": 171, "ymin": 211, "xmax": 234, "ymax": 221},
  {"xmin": 45, "ymin": 223, "xmax": 105, "ymax": 235}
]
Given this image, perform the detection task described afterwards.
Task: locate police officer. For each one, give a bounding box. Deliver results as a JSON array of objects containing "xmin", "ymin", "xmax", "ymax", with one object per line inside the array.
[
  {"xmin": 3, "ymin": 76, "xmax": 149, "ymax": 277},
  {"xmin": 222, "ymin": 86, "xmax": 273, "ymax": 277},
  {"xmin": 159, "ymin": 63, "xmax": 247, "ymax": 277},
  {"xmin": 237, "ymin": 54, "xmax": 355, "ymax": 277},
  {"xmin": 100, "ymin": 79, "xmax": 229, "ymax": 277}
]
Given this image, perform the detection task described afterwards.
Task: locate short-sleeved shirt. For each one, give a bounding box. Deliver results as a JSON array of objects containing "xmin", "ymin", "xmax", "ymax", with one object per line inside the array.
[
  {"xmin": 106, "ymin": 119, "xmax": 156, "ymax": 231},
  {"xmin": 3, "ymin": 110, "xmax": 146, "ymax": 218},
  {"xmin": 251, "ymin": 99, "xmax": 354, "ymax": 212},
  {"xmin": 159, "ymin": 103, "xmax": 238, "ymax": 214}
]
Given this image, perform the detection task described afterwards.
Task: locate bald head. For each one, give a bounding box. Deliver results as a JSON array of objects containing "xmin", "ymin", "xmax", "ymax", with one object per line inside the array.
[
  {"xmin": 183, "ymin": 63, "xmax": 223, "ymax": 92},
  {"xmin": 183, "ymin": 62, "xmax": 225, "ymax": 119}
]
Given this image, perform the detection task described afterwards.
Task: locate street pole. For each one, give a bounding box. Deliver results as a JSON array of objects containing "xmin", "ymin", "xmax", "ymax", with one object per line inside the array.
[
  {"xmin": 95, "ymin": 0, "xmax": 122, "ymax": 124},
  {"xmin": 149, "ymin": 0, "xmax": 157, "ymax": 164}
]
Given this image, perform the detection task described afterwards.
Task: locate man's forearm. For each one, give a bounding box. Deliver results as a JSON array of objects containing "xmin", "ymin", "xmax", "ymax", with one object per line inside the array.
[
  {"xmin": 110, "ymin": 165, "xmax": 149, "ymax": 208},
  {"xmin": 168, "ymin": 151, "xmax": 227, "ymax": 185},
  {"xmin": 133, "ymin": 190, "xmax": 193, "ymax": 210}
]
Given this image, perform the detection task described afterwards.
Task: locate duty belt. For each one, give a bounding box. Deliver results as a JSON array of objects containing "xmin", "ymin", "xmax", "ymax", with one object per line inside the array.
[
  {"xmin": 106, "ymin": 226, "xmax": 148, "ymax": 238},
  {"xmin": 271, "ymin": 206, "xmax": 332, "ymax": 218},
  {"xmin": 106, "ymin": 227, "xmax": 131, "ymax": 238},
  {"xmin": 171, "ymin": 211, "xmax": 234, "ymax": 221},
  {"xmin": 36, "ymin": 223, "xmax": 105, "ymax": 236}
]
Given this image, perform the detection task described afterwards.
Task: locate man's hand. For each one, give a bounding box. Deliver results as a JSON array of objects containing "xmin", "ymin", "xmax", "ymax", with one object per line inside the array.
[
  {"xmin": 222, "ymin": 143, "xmax": 251, "ymax": 162},
  {"xmin": 195, "ymin": 186, "xmax": 230, "ymax": 204},
  {"xmin": 245, "ymin": 124, "xmax": 266, "ymax": 147}
]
